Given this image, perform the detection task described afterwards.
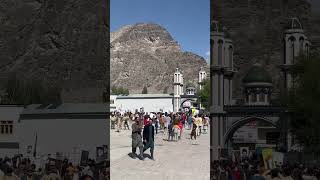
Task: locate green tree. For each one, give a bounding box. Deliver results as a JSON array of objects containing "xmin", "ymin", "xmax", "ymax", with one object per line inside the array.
[
  {"xmin": 111, "ymin": 86, "xmax": 129, "ymax": 95},
  {"xmin": 197, "ymin": 79, "xmax": 210, "ymax": 110},
  {"xmin": 142, "ymin": 86, "xmax": 148, "ymax": 94},
  {"xmin": 282, "ymin": 54, "xmax": 320, "ymax": 151}
]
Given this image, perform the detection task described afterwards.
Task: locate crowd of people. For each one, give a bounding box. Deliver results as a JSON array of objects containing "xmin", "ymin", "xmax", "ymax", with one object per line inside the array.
[
  {"xmin": 0, "ymin": 156, "xmax": 109, "ymax": 180},
  {"xmin": 211, "ymin": 157, "xmax": 320, "ymax": 180},
  {"xmin": 110, "ymin": 109, "xmax": 210, "ymax": 160}
]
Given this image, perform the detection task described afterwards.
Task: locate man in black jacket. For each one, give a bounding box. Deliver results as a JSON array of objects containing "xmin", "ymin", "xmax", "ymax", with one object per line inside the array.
[{"xmin": 143, "ymin": 119, "xmax": 155, "ymax": 160}]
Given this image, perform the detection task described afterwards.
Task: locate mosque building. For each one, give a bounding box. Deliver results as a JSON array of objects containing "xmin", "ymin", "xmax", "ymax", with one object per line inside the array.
[{"xmin": 210, "ymin": 18, "xmax": 310, "ymax": 160}]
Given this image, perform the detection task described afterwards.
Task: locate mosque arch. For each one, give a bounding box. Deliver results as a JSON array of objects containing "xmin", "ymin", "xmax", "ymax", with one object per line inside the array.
[
  {"xmin": 223, "ymin": 116, "xmax": 278, "ymax": 145},
  {"xmin": 288, "ymin": 36, "xmax": 296, "ymax": 64},
  {"xmin": 180, "ymin": 98, "xmax": 197, "ymax": 109}
]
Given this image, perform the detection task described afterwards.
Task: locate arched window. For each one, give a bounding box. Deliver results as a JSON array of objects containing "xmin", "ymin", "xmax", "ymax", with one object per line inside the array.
[
  {"xmin": 299, "ymin": 37, "xmax": 304, "ymax": 55},
  {"xmin": 229, "ymin": 46, "xmax": 233, "ymax": 68},
  {"xmin": 289, "ymin": 36, "xmax": 296, "ymax": 64},
  {"xmin": 218, "ymin": 40, "xmax": 223, "ymax": 66}
]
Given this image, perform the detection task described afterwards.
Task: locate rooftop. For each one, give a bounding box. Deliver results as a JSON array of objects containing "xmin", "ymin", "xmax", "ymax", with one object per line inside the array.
[
  {"xmin": 116, "ymin": 94, "xmax": 173, "ymax": 99},
  {"xmin": 21, "ymin": 103, "xmax": 108, "ymax": 114}
]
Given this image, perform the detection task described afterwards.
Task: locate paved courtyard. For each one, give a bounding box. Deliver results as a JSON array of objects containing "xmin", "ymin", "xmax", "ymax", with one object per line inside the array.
[{"xmin": 110, "ymin": 126, "xmax": 210, "ymax": 180}]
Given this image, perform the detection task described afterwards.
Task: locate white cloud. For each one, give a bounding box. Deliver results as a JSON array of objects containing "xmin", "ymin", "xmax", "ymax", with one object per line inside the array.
[{"xmin": 205, "ymin": 50, "xmax": 210, "ymax": 56}]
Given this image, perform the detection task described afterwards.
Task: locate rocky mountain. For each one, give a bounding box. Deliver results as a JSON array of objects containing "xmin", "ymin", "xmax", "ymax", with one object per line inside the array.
[
  {"xmin": 0, "ymin": 0, "xmax": 108, "ymax": 103},
  {"xmin": 111, "ymin": 23, "xmax": 208, "ymax": 94},
  {"xmin": 212, "ymin": 0, "xmax": 319, "ymax": 101}
]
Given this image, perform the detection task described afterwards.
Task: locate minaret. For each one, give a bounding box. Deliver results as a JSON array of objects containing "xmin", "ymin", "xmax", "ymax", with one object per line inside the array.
[
  {"xmin": 211, "ymin": 20, "xmax": 236, "ymax": 161},
  {"xmin": 223, "ymin": 30, "xmax": 234, "ymax": 106},
  {"xmin": 282, "ymin": 17, "xmax": 310, "ymax": 152},
  {"xmin": 173, "ymin": 68, "xmax": 182, "ymax": 112},
  {"xmin": 283, "ymin": 18, "xmax": 310, "ymax": 90},
  {"xmin": 198, "ymin": 66, "xmax": 207, "ymax": 90}
]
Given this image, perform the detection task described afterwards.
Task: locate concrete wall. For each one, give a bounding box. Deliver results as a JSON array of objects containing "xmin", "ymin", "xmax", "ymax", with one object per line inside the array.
[
  {"xmin": 115, "ymin": 98, "xmax": 173, "ymax": 113},
  {"xmin": 18, "ymin": 118, "xmax": 108, "ymax": 160},
  {"xmin": 0, "ymin": 106, "xmax": 24, "ymax": 142}
]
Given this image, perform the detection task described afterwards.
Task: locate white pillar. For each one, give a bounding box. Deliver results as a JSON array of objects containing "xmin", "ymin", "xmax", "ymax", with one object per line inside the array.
[{"xmin": 264, "ymin": 93, "xmax": 268, "ymax": 104}]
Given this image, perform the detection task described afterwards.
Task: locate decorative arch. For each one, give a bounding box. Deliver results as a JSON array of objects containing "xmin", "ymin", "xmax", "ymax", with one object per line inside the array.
[
  {"xmin": 288, "ymin": 36, "xmax": 296, "ymax": 42},
  {"xmin": 180, "ymin": 98, "xmax": 197, "ymax": 108},
  {"xmin": 223, "ymin": 116, "xmax": 278, "ymax": 145}
]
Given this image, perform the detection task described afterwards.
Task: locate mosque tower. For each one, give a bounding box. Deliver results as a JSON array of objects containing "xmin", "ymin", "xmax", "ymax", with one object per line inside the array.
[
  {"xmin": 198, "ymin": 66, "xmax": 207, "ymax": 90},
  {"xmin": 173, "ymin": 68, "xmax": 182, "ymax": 112},
  {"xmin": 211, "ymin": 20, "xmax": 236, "ymax": 160},
  {"xmin": 282, "ymin": 18, "xmax": 310, "ymax": 90}
]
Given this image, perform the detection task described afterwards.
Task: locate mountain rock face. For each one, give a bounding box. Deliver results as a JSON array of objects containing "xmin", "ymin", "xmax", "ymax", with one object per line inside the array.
[
  {"xmin": 212, "ymin": 0, "xmax": 319, "ymax": 101},
  {"xmin": 111, "ymin": 23, "xmax": 208, "ymax": 94},
  {"xmin": 0, "ymin": 0, "xmax": 108, "ymax": 103}
]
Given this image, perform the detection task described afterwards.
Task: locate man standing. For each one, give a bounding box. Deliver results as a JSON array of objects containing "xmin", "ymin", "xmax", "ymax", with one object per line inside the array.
[
  {"xmin": 116, "ymin": 112, "xmax": 122, "ymax": 132},
  {"xmin": 123, "ymin": 113, "xmax": 130, "ymax": 130},
  {"xmin": 143, "ymin": 119, "xmax": 155, "ymax": 160},
  {"xmin": 131, "ymin": 117, "xmax": 144, "ymax": 160},
  {"xmin": 110, "ymin": 112, "xmax": 116, "ymax": 129}
]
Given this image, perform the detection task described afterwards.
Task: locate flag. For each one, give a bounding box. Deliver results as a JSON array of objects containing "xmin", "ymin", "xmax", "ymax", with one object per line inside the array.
[{"xmin": 33, "ymin": 132, "xmax": 37, "ymax": 157}]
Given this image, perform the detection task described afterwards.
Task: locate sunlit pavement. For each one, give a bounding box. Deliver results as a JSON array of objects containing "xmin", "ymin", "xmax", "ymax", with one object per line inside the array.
[{"xmin": 110, "ymin": 125, "xmax": 210, "ymax": 180}]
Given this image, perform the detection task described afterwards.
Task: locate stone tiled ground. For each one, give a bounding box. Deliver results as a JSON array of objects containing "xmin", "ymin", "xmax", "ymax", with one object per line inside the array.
[{"xmin": 110, "ymin": 125, "xmax": 210, "ymax": 180}]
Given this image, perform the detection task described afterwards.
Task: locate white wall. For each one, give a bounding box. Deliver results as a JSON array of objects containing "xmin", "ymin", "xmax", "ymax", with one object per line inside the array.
[
  {"xmin": 0, "ymin": 106, "xmax": 24, "ymax": 143},
  {"xmin": 0, "ymin": 106, "xmax": 24, "ymax": 157},
  {"xmin": 115, "ymin": 98, "xmax": 173, "ymax": 113},
  {"xmin": 19, "ymin": 118, "xmax": 108, "ymax": 160}
]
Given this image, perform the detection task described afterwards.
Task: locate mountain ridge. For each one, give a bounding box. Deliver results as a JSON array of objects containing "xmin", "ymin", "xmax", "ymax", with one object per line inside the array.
[{"xmin": 110, "ymin": 23, "xmax": 208, "ymax": 94}]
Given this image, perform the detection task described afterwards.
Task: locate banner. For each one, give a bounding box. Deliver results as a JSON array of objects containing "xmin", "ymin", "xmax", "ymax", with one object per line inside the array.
[
  {"xmin": 262, "ymin": 148, "xmax": 274, "ymax": 169},
  {"xmin": 272, "ymin": 152, "xmax": 284, "ymax": 167}
]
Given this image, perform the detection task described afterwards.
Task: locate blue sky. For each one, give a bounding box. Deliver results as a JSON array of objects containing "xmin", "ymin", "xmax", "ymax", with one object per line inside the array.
[{"xmin": 111, "ymin": 0, "xmax": 210, "ymax": 61}]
